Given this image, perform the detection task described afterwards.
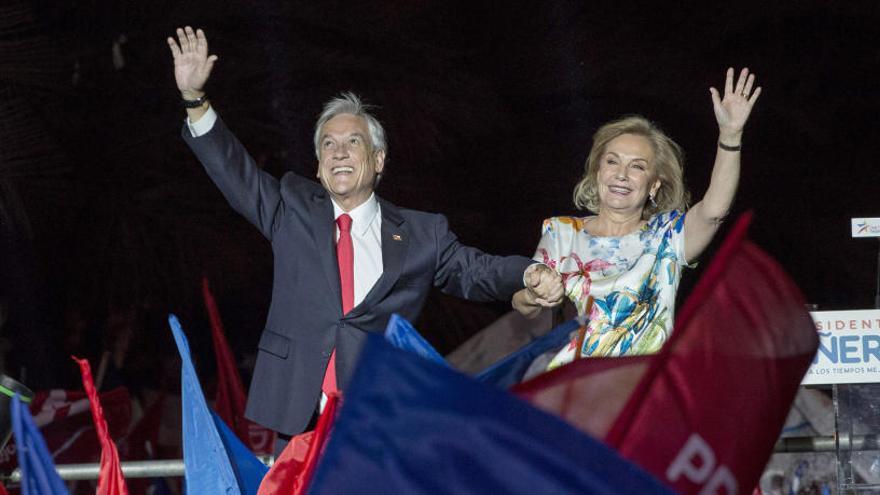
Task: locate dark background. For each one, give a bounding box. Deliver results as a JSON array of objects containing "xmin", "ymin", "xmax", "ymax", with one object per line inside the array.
[{"xmin": 1, "ymin": 1, "xmax": 877, "ymax": 389}]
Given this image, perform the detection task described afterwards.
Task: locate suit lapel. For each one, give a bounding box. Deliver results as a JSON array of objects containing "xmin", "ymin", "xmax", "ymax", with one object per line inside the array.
[
  {"xmin": 347, "ymin": 198, "xmax": 408, "ymax": 319},
  {"xmin": 308, "ymin": 189, "xmax": 343, "ymax": 315}
]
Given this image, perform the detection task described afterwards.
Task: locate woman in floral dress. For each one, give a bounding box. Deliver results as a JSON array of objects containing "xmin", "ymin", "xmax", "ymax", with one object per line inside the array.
[{"xmin": 513, "ymin": 68, "xmax": 761, "ymax": 369}]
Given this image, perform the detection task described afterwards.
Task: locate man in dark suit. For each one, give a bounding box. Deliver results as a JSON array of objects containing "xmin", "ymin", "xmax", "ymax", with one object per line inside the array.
[{"xmin": 167, "ymin": 27, "xmax": 563, "ymax": 443}]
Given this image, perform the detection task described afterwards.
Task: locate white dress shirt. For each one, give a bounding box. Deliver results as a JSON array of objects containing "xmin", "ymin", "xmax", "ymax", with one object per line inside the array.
[{"xmin": 331, "ymin": 196, "xmax": 384, "ymax": 307}]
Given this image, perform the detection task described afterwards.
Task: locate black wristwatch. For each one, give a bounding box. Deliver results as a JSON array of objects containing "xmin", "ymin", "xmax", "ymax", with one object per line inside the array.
[{"xmin": 182, "ymin": 94, "xmax": 208, "ymax": 109}]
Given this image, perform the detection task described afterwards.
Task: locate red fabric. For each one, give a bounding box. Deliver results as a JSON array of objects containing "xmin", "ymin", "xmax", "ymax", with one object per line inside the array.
[
  {"xmin": 202, "ymin": 276, "xmax": 276, "ymax": 454},
  {"xmin": 118, "ymin": 395, "xmax": 166, "ymax": 495},
  {"xmin": 514, "ymin": 213, "xmax": 819, "ymax": 495},
  {"xmin": 118, "ymin": 394, "xmax": 164, "ymax": 461},
  {"xmin": 605, "ymin": 213, "xmax": 818, "ymax": 494},
  {"xmin": 513, "ymin": 355, "xmax": 652, "ymax": 439},
  {"xmin": 257, "ymin": 394, "xmax": 339, "ymax": 495},
  {"xmin": 322, "ymin": 213, "xmax": 354, "ymax": 396},
  {"xmin": 73, "ymin": 356, "xmax": 130, "ymax": 495},
  {"xmin": 0, "ymin": 387, "xmax": 131, "ymax": 471}
]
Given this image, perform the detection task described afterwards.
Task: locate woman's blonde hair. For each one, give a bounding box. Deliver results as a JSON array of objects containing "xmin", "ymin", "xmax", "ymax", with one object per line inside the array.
[{"xmin": 572, "ymin": 115, "xmax": 689, "ymax": 219}]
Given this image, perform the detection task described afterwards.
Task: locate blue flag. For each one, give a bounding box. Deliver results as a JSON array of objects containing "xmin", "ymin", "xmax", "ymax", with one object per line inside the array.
[
  {"xmin": 211, "ymin": 410, "xmax": 269, "ymax": 494},
  {"xmin": 11, "ymin": 394, "xmax": 69, "ymax": 495},
  {"xmin": 168, "ymin": 314, "xmax": 266, "ymax": 495},
  {"xmin": 383, "ymin": 313, "xmax": 449, "ymax": 366},
  {"xmin": 308, "ymin": 335, "xmax": 674, "ymax": 495},
  {"xmin": 474, "ymin": 317, "xmax": 581, "ymax": 388},
  {"xmin": 384, "ymin": 312, "xmax": 581, "ymax": 389}
]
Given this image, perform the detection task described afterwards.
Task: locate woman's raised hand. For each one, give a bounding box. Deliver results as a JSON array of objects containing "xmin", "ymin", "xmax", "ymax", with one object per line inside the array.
[
  {"xmin": 709, "ymin": 67, "xmax": 761, "ymax": 140},
  {"xmin": 167, "ymin": 26, "xmax": 218, "ymax": 99}
]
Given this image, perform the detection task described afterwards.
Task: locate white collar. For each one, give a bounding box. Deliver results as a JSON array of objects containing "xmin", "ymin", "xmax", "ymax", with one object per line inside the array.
[{"xmin": 332, "ymin": 193, "xmax": 379, "ymax": 236}]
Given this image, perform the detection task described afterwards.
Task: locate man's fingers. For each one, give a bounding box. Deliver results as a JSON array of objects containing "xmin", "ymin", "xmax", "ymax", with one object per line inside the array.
[
  {"xmin": 534, "ymin": 297, "xmax": 563, "ymax": 308},
  {"xmin": 167, "ymin": 37, "xmax": 181, "ymax": 58},
  {"xmin": 528, "ymin": 270, "xmax": 540, "ymax": 288},
  {"xmin": 196, "ymin": 28, "xmax": 208, "ymax": 54},
  {"xmin": 176, "ymin": 28, "xmax": 189, "ymax": 51},
  {"xmin": 183, "ymin": 26, "xmax": 198, "ymax": 53}
]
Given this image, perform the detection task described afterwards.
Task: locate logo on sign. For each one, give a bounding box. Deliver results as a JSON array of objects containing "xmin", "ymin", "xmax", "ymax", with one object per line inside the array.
[{"xmin": 851, "ymin": 218, "xmax": 880, "ymax": 238}]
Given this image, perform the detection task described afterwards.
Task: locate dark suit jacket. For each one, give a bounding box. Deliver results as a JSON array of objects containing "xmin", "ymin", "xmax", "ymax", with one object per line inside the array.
[{"xmin": 183, "ymin": 116, "xmax": 532, "ymax": 435}]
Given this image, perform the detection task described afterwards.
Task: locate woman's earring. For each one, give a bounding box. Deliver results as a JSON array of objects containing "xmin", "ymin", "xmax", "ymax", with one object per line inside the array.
[{"xmin": 649, "ymin": 193, "xmax": 658, "ymax": 208}]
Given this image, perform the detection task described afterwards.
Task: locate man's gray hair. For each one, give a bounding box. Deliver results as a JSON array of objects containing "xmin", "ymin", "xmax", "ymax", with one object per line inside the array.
[{"xmin": 313, "ymin": 92, "xmax": 387, "ymax": 159}]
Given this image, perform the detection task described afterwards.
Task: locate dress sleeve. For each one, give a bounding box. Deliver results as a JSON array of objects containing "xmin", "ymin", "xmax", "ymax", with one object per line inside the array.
[
  {"xmin": 532, "ymin": 217, "xmax": 566, "ymax": 272},
  {"xmin": 665, "ymin": 210, "xmax": 689, "ymax": 267}
]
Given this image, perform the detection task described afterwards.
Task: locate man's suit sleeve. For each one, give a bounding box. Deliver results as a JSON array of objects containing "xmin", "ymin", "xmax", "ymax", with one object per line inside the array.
[
  {"xmin": 432, "ymin": 214, "xmax": 533, "ymax": 302},
  {"xmin": 181, "ymin": 116, "xmax": 282, "ymax": 240}
]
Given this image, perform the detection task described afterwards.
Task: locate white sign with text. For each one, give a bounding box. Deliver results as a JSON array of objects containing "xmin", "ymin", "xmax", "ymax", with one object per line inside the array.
[
  {"xmin": 802, "ymin": 309, "xmax": 880, "ymax": 385},
  {"xmin": 851, "ymin": 218, "xmax": 880, "ymax": 238}
]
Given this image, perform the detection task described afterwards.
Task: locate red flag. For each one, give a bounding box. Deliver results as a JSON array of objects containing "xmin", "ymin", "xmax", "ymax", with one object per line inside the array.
[
  {"xmin": 202, "ymin": 276, "xmax": 275, "ymax": 454},
  {"xmin": 516, "ymin": 213, "xmax": 818, "ymax": 494},
  {"xmin": 73, "ymin": 356, "xmax": 130, "ymax": 495},
  {"xmin": 514, "ymin": 354, "xmax": 652, "ymax": 438},
  {"xmin": 258, "ymin": 394, "xmax": 339, "ymax": 495}
]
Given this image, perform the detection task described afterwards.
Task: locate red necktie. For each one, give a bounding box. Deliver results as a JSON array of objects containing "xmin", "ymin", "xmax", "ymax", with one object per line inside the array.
[{"xmin": 322, "ymin": 213, "xmax": 353, "ymax": 396}]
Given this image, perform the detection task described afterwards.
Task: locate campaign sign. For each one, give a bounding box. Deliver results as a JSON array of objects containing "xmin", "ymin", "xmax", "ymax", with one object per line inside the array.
[
  {"xmin": 851, "ymin": 218, "xmax": 880, "ymax": 238},
  {"xmin": 802, "ymin": 310, "xmax": 880, "ymax": 385}
]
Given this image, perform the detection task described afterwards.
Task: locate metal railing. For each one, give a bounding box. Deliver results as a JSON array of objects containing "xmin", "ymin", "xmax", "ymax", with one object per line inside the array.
[
  {"xmin": 1, "ymin": 455, "xmax": 274, "ymax": 482},
  {"xmin": 2, "ymin": 436, "xmax": 878, "ymax": 482}
]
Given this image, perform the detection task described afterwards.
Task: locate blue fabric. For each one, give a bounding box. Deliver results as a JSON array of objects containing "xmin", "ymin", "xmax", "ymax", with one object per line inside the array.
[
  {"xmin": 308, "ymin": 335, "xmax": 673, "ymax": 495},
  {"xmin": 168, "ymin": 314, "xmax": 242, "ymax": 495},
  {"xmin": 475, "ymin": 317, "xmax": 581, "ymax": 388},
  {"xmin": 11, "ymin": 394, "xmax": 69, "ymax": 495},
  {"xmin": 211, "ymin": 410, "xmax": 269, "ymax": 495},
  {"xmin": 383, "ymin": 313, "xmax": 449, "ymax": 366}
]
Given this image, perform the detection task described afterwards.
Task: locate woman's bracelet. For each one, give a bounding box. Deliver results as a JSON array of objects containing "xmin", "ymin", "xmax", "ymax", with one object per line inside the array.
[{"xmin": 718, "ymin": 141, "xmax": 741, "ymax": 152}]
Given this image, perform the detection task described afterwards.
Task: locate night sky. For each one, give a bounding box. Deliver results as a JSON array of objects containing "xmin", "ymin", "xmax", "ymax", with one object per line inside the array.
[{"xmin": 1, "ymin": 1, "xmax": 877, "ymax": 387}]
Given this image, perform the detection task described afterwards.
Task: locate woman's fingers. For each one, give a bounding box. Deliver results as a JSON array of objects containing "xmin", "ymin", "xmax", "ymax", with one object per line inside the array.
[
  {"xmin": 748, "ymin": 86, "xmax": 763, "ymax": 105},
  {"xmin": 734, "ymin": 67, "xmax": 748, "ymax": 96},
  {"xmin": 743, "ymin": 73, "xmax": 755, "ymax": 97},
  {"xmin": 709, "ymin": 87, "xmax": 722, "ymax": 108},
  {"xmin": 724, "ymin": 67, "xmax": 734, "ymax": 95}
]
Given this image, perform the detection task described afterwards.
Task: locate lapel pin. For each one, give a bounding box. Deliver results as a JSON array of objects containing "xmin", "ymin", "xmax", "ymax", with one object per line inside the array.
[{"xmin": 392, "ymin": 234, "xmax": 402, "ymax": 241}]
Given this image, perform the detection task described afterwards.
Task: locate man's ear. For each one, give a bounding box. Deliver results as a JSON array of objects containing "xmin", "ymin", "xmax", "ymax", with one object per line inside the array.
[{"xmin": 374, "ymin": 150, "xmax": 386, "ymax": 174}]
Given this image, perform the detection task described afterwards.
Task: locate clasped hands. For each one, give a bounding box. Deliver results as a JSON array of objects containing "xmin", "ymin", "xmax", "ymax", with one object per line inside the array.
[{"xmin": 523, "ymin": 264, "xmax": 564, "ymax": 308}]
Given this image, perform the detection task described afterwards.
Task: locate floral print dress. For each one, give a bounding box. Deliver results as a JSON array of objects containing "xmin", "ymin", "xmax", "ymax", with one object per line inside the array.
[{"xmin": 533, "ymin": 210, "xmax": 689, "ymax": 369}]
